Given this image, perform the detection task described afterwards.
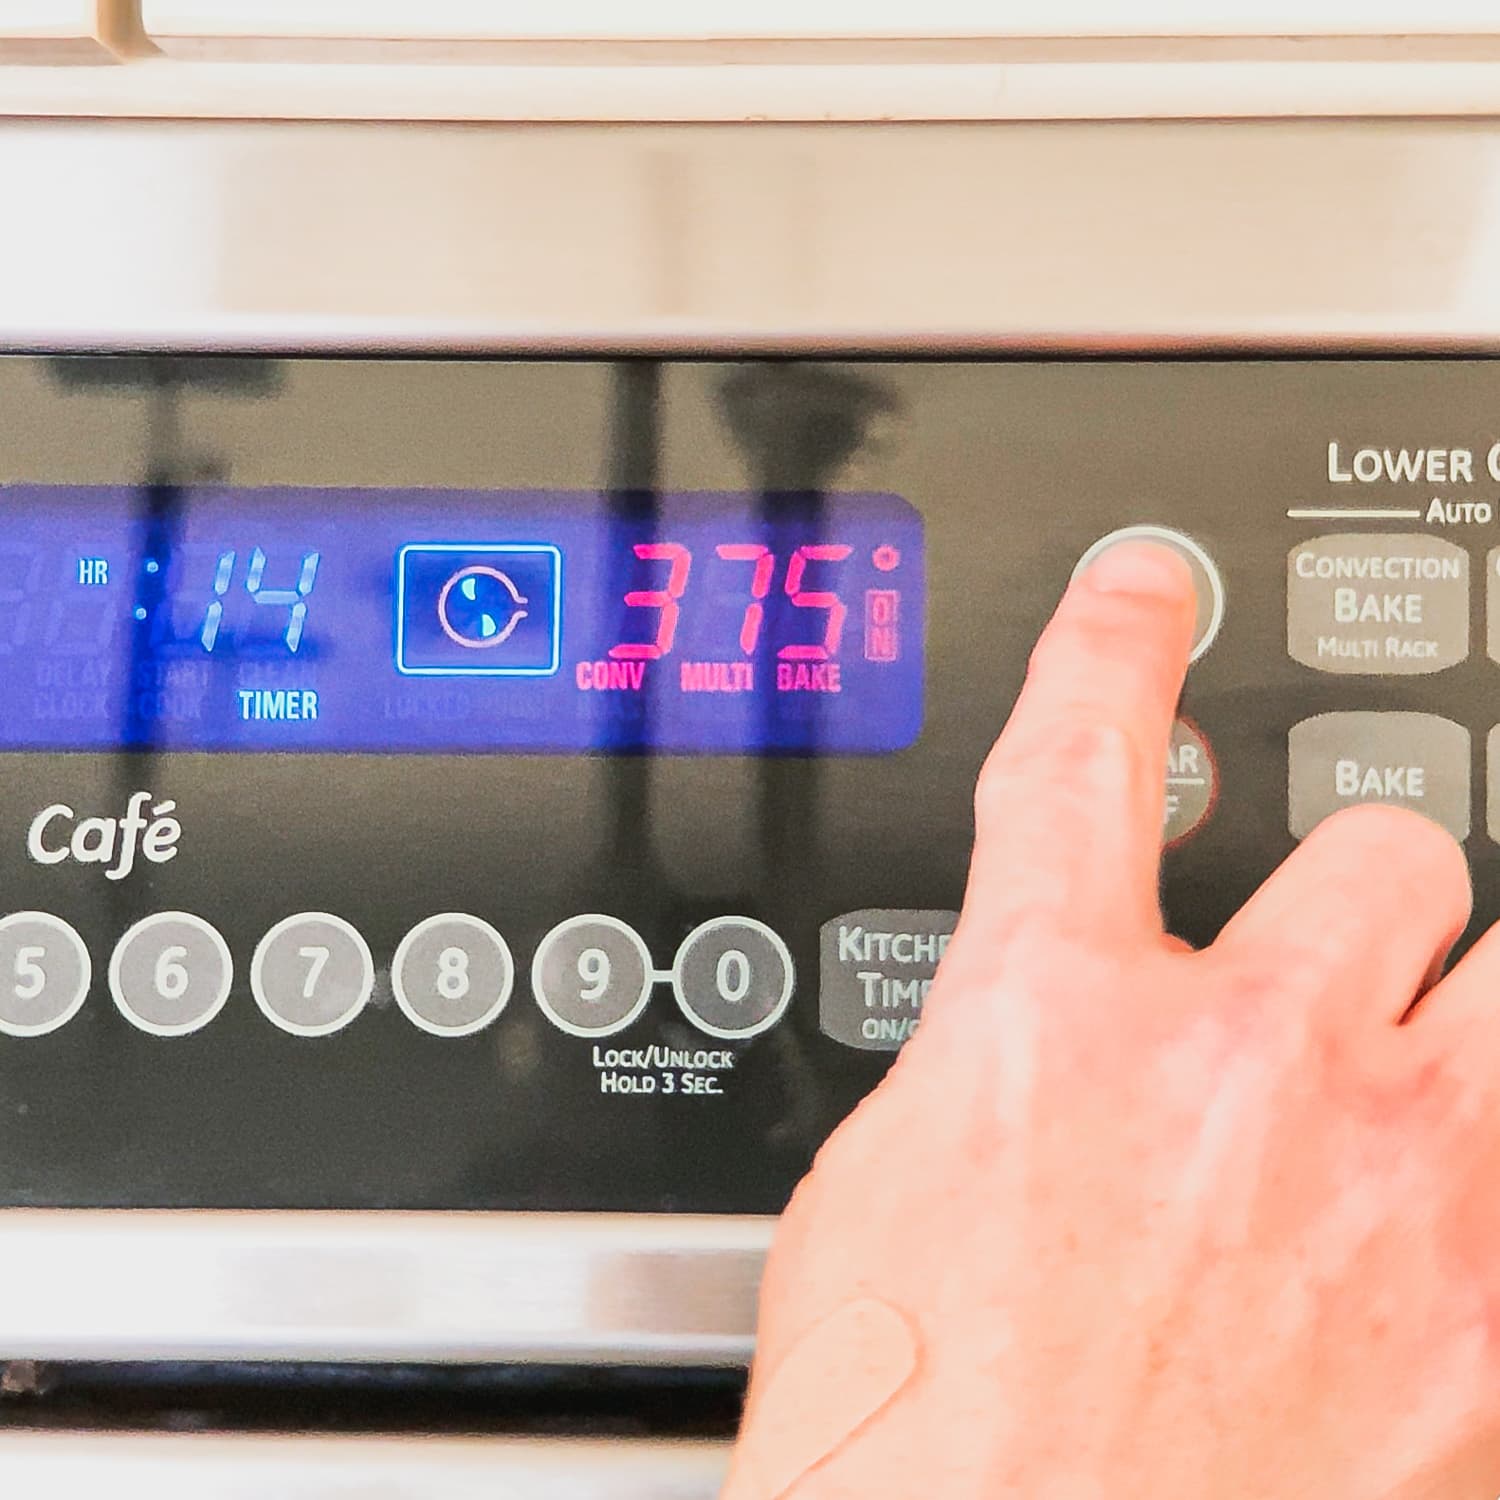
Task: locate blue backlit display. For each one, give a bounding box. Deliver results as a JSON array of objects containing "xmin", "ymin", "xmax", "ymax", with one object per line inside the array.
[{"xmin": 0, "ymin": 486, "xmax": 924, "ymax": 754}]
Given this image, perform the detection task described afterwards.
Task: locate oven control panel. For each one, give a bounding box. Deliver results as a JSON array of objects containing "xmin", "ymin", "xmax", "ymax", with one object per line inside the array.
[{"xmin": 1, "ymin": 356, "xmax": 1495, "ymax": 1215}]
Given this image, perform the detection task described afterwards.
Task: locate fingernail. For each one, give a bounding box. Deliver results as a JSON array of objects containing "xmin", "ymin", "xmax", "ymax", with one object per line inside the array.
[{"xmin": 1082, "ymin": 540, "xmax": 1194, "ymax": 600}]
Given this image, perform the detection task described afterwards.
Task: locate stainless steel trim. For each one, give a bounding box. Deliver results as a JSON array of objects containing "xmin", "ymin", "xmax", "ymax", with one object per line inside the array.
[
  {"xmin": 0, "ymin": 1431, "xmax": 732, "ymax": 1498},
  {"xmin": 4, "ymin": 118, "xmax": 1500, "ymax": 352},
  {"xmin": 0, "ymin": 1211, "xmax": 772, "ymax": 1364}
]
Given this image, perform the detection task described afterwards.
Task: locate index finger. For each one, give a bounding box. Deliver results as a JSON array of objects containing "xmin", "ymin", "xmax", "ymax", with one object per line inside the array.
[{"xmin": 958, "ymin": 540, "xmax": 1197, "ymax": 951}]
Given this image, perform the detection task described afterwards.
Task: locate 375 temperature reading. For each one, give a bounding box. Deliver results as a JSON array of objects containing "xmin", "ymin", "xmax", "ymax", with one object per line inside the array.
[{"xmin": 608, "ymin": 543, "xmax": 854, "ymax": 662}]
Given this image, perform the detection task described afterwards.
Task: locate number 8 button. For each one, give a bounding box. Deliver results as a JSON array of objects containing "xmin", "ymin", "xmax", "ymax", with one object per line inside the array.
[
  {"xmin": 393, "ymin": 913, "xmax": 514, "ymax": 1037},
  {"xmin": 672, "ymin": 917, "xmax": 794, "ymax": 1040}
]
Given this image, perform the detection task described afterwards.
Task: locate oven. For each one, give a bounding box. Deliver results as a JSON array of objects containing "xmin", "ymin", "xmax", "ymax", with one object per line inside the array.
[{"xmin": 4, "ymin": 7, "xmax": 1500, "ymax": 1494}]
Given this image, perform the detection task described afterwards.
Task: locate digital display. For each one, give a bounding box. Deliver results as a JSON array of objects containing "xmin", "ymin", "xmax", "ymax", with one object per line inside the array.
[{"xmin": 0, "ymin": 486, "xmax": 923, "ymax": 754}]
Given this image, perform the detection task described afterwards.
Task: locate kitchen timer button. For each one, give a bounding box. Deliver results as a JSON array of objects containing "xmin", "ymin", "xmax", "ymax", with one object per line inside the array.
[
  {"xmin": 393, "ymin": 913, "xmax": 514, "ymax": 1037},
  {"xmin": 531, "ymin": 915, "xmax": 654, "ymax": 1038},
  {"xmin": 108, "ymin": 911, "xmax": 232, "ymax": 1037},
  {"xmin": 672, "ymin": 917, "xmax": 795, "ymax": 1040},
  {"xmin": 0, "ymin": 912, "xmax": 91, "ymax": 1038},
  {"xmin": 251, "ymin": 912, "xmax": 373, "ymax": 1037},
  {"xmin": 1073, "ymin": 525, "xmax": 1224, "ymax": 662}
]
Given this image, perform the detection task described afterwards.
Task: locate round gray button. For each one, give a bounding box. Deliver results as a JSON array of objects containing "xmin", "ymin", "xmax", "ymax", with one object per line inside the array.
[
  {"xmin": 1073, "ymin": 525, "xmax": 1224, "ymax": 662},
  {"xmin": 108, "ymin": 912, "xmax": 232, "ymax": 1037},
  {"xmin": 671, "ymin": 917, "xmax": 794, "ymax": 1040},
  {"xmin": 393, "ymin": 913, "xmax": 514, "ymax": 1037},
  {"xmin": 251, "ymin": 913, "xmax": 373, "ymax": 1037},
  {"xmin": 531, "ymin": 915, "xmax": 653, "ymax": 1038},
  {"xmin": 0, "ymin": 912, "xmax": 91, "ymax": 1038}
]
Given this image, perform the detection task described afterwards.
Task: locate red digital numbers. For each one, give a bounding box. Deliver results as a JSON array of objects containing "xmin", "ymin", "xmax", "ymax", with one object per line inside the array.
[
  {"xmin": 607, "ymin": 542, "xmax": 692, "ymax": 661},
  {"xmin": 777, "ymin": 544, "xmax": 852, "ymax": 661},
  {"xmin": 714, "ymin": 543, "xmax": 775, "ymax": 653},
  {"xmin": 608, "ymin": 541, "xmax": 850, "ymax": 661}
]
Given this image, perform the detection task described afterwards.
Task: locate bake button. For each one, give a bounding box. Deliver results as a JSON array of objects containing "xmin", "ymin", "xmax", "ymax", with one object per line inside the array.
[
  {"xmin": 1164, "ymin": 719, "xmax": 1217, "ymax": 846},
  {"xmin": 531, "ymin": 915, "xmax": 653, "ymax": 1038},
  {"xmin": 0, "ymin": 912, "xmax": 91, "ymax": 1038},
  {"xmin": 1288, "ymin": 712, "xmax": 1470, "ymax": 842},
  {"xmin": 392, "ymin": 913, "xmax": 514, "ymax": 1037},
  {"xmin": 672, "ymin": 918, "xmax": 794, "ymax": 1040},
  {"xmin": 251, "ymin": 913, "xmax": 373, "ymax": 1037},
  {"xmin": 1073, "ymin": 525, "xmax": 1223, "ymax": 662},
  {"xmin": 819, "ymin": 909, "xmax": 957, "ymax": 1052},
  {"xmin": 108, "ymin": 912, "xmax": 233, "ymax": 1037},
  {"xmin": 1287, "ymin": 534, "xmax": 1468, "ymax": 675}
]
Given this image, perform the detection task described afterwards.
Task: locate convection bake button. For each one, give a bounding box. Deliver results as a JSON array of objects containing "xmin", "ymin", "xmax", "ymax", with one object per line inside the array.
[
  {"xmin": 392, "ymin": 913, "xmax": 514, "ymax": 1037},
  {"xmin": 251, "ymin": 913, "xmax": 373, "ymax": 1037},
  {"xmin": 530, "ymin": 915, "xmax": 654, "ymax": 1038},
  {"xmin": 1073, "ymin": 525, "xmax": 1223, "ymax": 662},
  {"xmin": 672, "ymin": 917, "xmax": 795, "ymax": 1040},
  {"xmin": 108, "ymin": 912, "xmax": 233, "ymax": 1037},
  {"xmin": 1288, "ymin": 712, "xmax": 1470, "ymax": 842},
  {"xmin": 0, "ymin": 912, "xmax": 91, "ymax": 1038},
  {"xmin": 819, "ymin": 909, "xmax": 957, "ymax": 1052},
  {"xmin": 1287, "ymin": 534, "xmax": 1468, "ymax": 675},
  {"xmin": 1164, "ymin": 719, "xmax": 1217, "ymax": 846}
]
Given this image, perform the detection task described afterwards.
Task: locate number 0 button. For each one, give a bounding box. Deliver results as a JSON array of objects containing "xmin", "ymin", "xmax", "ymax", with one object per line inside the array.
[
  {"xmin": 109, "ymin": 912, "xmax": 232, "ymax": 1037},
  {"xmin": 251, "ymin": 913, "xmax": 373, "ymax": 1037},
  {"xmin": 671, "ymin": 917, "xmax": 794, "ymax": 1040},
  {"xmin": 393, "ymin": 913, "xmax": 514, "ymax": 1037},
  {"xmin": 0, "ymin": 912, "xmax": 91, "ymax": 1038},
  {"xmin": 531, "ymin": 915, "xmax": 653, "ymax": 1038}
]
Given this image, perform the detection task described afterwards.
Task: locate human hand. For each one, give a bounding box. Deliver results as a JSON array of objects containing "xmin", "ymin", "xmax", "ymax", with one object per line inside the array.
[{"xmin": 726, "ymin": 541, "xmax": 1499, "ymax": 1500}]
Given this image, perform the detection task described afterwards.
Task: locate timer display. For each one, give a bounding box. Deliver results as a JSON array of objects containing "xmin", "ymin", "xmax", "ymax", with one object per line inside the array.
[{"xmin": 0, "ymin": 486, "xmax": 923, "ymax": 754}]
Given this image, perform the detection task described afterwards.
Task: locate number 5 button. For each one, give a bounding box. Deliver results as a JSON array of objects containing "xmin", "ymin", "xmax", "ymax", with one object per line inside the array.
[
  {"xmin": 0, "ymin": 912, "xmax": 92, "ymax": 1038},
  {"xmin": 251, "ymin": 913, "xmax": 373, "ymax": 1037},
  {"xmin": 393, "ymin": 914, "xmax": 514, "ymax": 1037},
  {"xmin": 109, "ymin": 912, "xmax": 232, "ymax": 1037},
  {"xmin": 672, "ymin": 917, "xmax": 794, "ymax": 1040}
]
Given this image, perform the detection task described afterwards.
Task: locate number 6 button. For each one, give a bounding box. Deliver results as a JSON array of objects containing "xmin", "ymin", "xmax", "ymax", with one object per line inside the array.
[
  {"xmin": 672, "ymin": 917, "xmax": 794, "ymax": 1040},
  {"xmin": 251, "ymin": 913, "xmax": 373, "ymax": 1037},
  {"xmin": 109, "ymin": 912, "xmax": 232, "ymax": 1037},
  {"xmin": 393, "ymin": 913, "xmax": 514, "ymax": 1037},
  {"xmin": 0, "ymin": 912, "xmax": 92, "ymax": 1038}
]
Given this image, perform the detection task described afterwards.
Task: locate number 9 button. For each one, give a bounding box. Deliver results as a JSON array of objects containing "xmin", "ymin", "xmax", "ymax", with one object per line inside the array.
[
  {"xmin": 251, "ymin": 912, "xmax": 373, "ymax": 1037},
  {"xmin": 109, "ymin": 911, "xmax": 232, "ymax": 1037},
  {"xmin": 393, "ymin": 913, "xmax": 514, "ymax": 1037},
  {"xmin": 531, "ymin": 915, "xmax": 653, "ymax": 1038},
  {"xmin": 0, "ymin": 912, "xmax": 92, "ymax": 1038}
]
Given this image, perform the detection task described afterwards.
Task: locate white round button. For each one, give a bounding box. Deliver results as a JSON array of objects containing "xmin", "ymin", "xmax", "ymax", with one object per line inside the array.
[
  {"xmin": 108, "ymin": 912, "xmax": 232, "ymax": 1037},
  {"xmin": 392, "ymin": 913, "xmax": 514, "ymax": 1037},
  {"xmin": 251, "ymin": 913, "xmax": 373, "ymax": 1037},
  {"xmin": 531, "ymin": 915, "xmax": 654, "ymax": 1038},
  {"xmin": 1073, "ymin": 524, "xmax": 1224, "ymax": 662},
  {"xmin": 671, "ymin": 917, "xmax": 794, "ymax": 1041},
  {"xmin": 0, "ymin": 912, "xmax": 92, "ymax": 1038}
]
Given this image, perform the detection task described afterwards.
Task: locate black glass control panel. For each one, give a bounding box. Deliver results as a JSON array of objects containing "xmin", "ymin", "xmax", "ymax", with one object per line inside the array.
[{"xmin": 1, "ymin": 357, "xmax": 1495, "ymax": 1213}]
